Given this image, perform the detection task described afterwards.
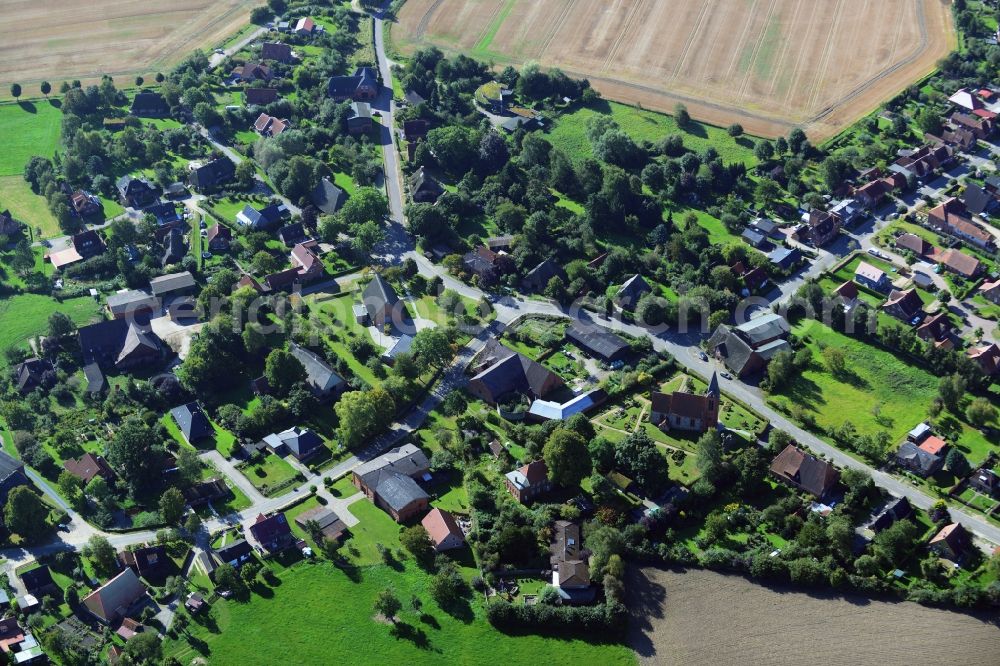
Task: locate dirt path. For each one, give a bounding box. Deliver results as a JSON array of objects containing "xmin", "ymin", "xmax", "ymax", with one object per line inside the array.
[{"xmin": 627, "ymin": 567, "xmax": 1000, "ymax": 666}]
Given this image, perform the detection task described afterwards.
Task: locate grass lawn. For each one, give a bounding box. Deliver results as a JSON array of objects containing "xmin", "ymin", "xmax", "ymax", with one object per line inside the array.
[
  {"xmin": 0, "ymin": 176, "xmax": 61, "ymax": 238},
  {"xmin": 168, "ymin": 494, "xmax": 632, "ymax": 664},
  {"xmin": 546, "ymin": 100, "xmax": 757, "ymax": 167},
  {"xmin": 768, "ymin": 322, "xmax": 936, "ymax": 442},
  {"xmin": 309, "ymin": 292, "xmax": 382, "ymax": 387},
  {"xmin": 0, "ymin": 294, "xmax": 102, "ymax": 364},
  {"xmin": 239, "ymin": 454, "xmax": 301, "ymax": 497},
  {"xmin": 0, "ymin": 101, "xmax": 61, "ymax": 177}
]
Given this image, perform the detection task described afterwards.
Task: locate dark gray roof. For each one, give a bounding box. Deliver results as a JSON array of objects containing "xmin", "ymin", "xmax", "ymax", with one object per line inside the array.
[
  {"xmin": 741, "ymin": 228, "xmax": 767, "ymax": 246},
  {"xmin": 107, "ymin": 290, "xmax": 158, "ymax": 316},
  {"xmin": 237, "ymin": 203, "xmax": 287, "ymax": 230},
  {"xmin": 149, "ymin": 271, "xmax": 195, "ymax": 296},
  {"xmin": 373, "ymin": 472, "xmax": 428, "ymax": 513},
  {"xmin": 190, "ymin": 158, "xmax": 235, "ymax": 190},
  {"xmin": 278, "ymin": 222, "xmax": 307, "ymax": 246},
  {"xmin": 616, "ymin": 274, "xmax": 651, "ymax": 302},
  {"xmin": 84, "ymin": 362, "xmax": 106, "ymax": 394},
  {"xmin": 130, "ymin": 91, "xmax": 169, "ymax": 116},
  {"xmin": 962, "ymin": 183, "xmax": 994, "ymax": 215},
  {"xmin": 896, "ymin": 441, "xmax": 941, "ymax": 474},
  {"xmin": 289, "ymin": 343, "xmax": 345, "ymax": 396},
  {"xmin": 311, "ymin": 178, "xmax": 344, "ymax": 214},
  {"xmin": 263, "ymin": 427, "xmax": 322, "ymax": 458},
  {"xmin": 170, "ymin": 402, "xmax": 212, "ymax": 442},
  {"xmin": 78, "ymin": 319, "xmax": 161, "ymax": 368},
  {"xmin": 0, "ymin": 451, "xmax": 24, "ymax": 484},
  {"xmin": 20, "ymin": 566, "xmax": 55, "ymax": 594},
  {"xmin": 565, "ymin": 322, "xmax": 629, "ymax": 361},
  {"xmin": 362, "ymin": 274, "xmax": 400, "ymax": 321},
  {"xmin": 14, "ymin": 358, "xmax": 54, "ymax": 393},
  {"xmin": 162, "ymin": 228, "xmax": 186, "ymax": 266},
  {"xmin": 522, "ymin": 258, "xmax": 566, "ymax": 291},
  {"xmin": 734, "ymin": 313, "xmax": 789, "ymax": 346},
  {"xmin": 707, "ymin": 325, "xmax": 757, "ymax": 376},
  {"xmin": 215, "ymin": 539, "xmax": 252, "ymax": 563},
  {"xmin": 147, "ymin": 202, "xmax": 182, "ymax": 225},
  {"xmin": 470, "ymin": 339, "xmax": 563, "ymax": 402}
]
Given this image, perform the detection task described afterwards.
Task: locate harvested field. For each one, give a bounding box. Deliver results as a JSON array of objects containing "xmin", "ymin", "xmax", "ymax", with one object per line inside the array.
[
  {"xmin": 0, "ymin": 0, "xmax": 258, "ymax": 92},
  {"xmin": 393, "ymin": 0, "xmax": 956, "ymax": 140},
  {"xmin": 627, "ymin": 567, "xmax": 1000, "ymax": 666}
]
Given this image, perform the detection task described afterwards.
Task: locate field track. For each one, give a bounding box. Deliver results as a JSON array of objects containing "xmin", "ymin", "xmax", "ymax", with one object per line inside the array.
[
  {"xmin": 393, "ymin": 0, "xmax": 956, "ymax": 140},
  {"xmin": 628, "ymin": 568, "xmax": 1000, "ymax": 666},
  {"xmin": 0, "ymin": 0, "xmax": 258, "ymax": 93}
]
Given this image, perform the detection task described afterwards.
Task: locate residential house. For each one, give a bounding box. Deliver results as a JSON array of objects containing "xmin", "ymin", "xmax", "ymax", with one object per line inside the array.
[
  {"xmin": 82, "ymin": 569, "xmax": 147, "ymax": 624},
  {"xmin": 869, "ymin": 497, "xmax": 913, "ymax": 533},
  {"xmin": 854, "ymin": 178, "xmax": 893, "ymax": 208},
  {"xmin": 467, "ymin": 338, "xmax": 564, "ymax": 405},
  {"xmin": 253, "ymin": 113, "xmax": 289, "ymax": 137},
  {"xmin": 249, "ymin": 513, "xmax": 294, "ymax": 553},
  {"xmin": 0, "ymin": 210, "xmax": 23, "ymax": 239},
  {"xmin": 262, "ymin": 427, "xmax": 324, "ymax": 462},
  {"xmin": 236, "ymin": 202, "xmax": 288, "ymax": 230},
  {"xmin": 20, "ymin": 567, "xmax": 58, "ymax": 599},
  {"xmin": 150, "ymin": 271, "xmax": 196, "ymax": 299},
  {"xmin": 206, "ymin": 224, "xmax": 232, "ymax": 251},
  {"xmin": 278, "ymin": 222, "xmax": 308, "ymax": 247},
  {"xmin": 407, "ymin": 166, "xmax": 444, "ymax": 203},
  {"xmin": 295, "ymin": 506, "xmax": 347, "ymax": 541},
  {"xmin": 950, "ymin": 111, "xmax": 995, "ymax": 139},
  {"xmin": 290, "ymin": 241, "xmax": 324, "ymax": 282},
  {"xmin": 189, "ymin": 157, "xmax": 235, "ymax": 192},
  {"xmin": 78, "ymin": 319, "xmax": 162, "ymax": 372},
  {"xmin": 289, "ymin": 342, "xmax": 346, "ymax": 400},
  {"xmin": 182, "ymin": 478, "xmax": 230, "ymax": 507},
  {"xmin": 327, "ymin": 67, "xmax": 379, "ymax": 102},
  {"xmin": 185, "ymin": 592, "xmax": 206, "ymax": 615},
  {"xmin": 829, "ymin": 198, "xmax": 865, "ymax": 226},
  {"xmin": 310, "ymin": 178, "xmax": 344, "ymax": 214},
  {"xmin": 70, "ymin": 191, "xmax": 102, "ymax": 218},
  {"xmin": 649, "ymin": 372, "xmax": 719, "ymax": 433},
  {"xmin": 505, "ymin": 460, "xmax": 551, "ymax": 504},
  {"xmin": 462, "ymin": 246, "xmax": 513, "ymax": 286},
  {"xmin": 927, "ymin": 199, "xmax": 993, "ymax": 249},
  {"xmin": 170, "ymin": 402, "xmax": 212, "ymax": 445},
  {"xmin": 421, "ymin": 508, "xmax": 465, "ymax": 551},
  {"xmin": 928, "ymin": 523, "xmax": 969, "ymax": 560},
  {"xmin": 527, "ymin": 388, "xmax": 608, "ymax": 422},
  {"xmin": 882, "ymin": 288, "xmax": 924, "ymax": 324},
  {"xmin": 161, "ymin": 227, "xmax": 186, "ymax": 267},
  {"xmin": 963, "ymin": 183, "xmax": 997, "ymax": 216},
  {"xmin": 798, "ymin": 209, "xmax": 841, "ymax": 247},
  {"xmin": 549, "ymin": 521, "xmax": 593, "ymax": 602},
  {"xmin": 12, "ymin": 358, "xmax": 54, "ymax": 394},
  {"xmin": 615, "ymin": 274, "xmax": 652, "ymax": 310},
  {"xmin": 895, "ymin": 440, "xmax": 943, "ymax": 477},
  {"xmin": 0, "ymin": 452, "xmax": 29, "ymax": 504},
  {"xmin": 565, "ymin": 322, "xmax": 630, "ymax": 362},
  {"xmin": 741, "ymin": 227, "xmax": 768, "ymax": 249},
  {"xmin": 980, "ymin": 279, "xmax": 1000, "ymax": 305},
  {"xmin": 767, "ymin": 246, "xmax": 801, "ymax": 271},
  {"xmin": 854, "ymin": 261, "xmax": 890, "ymax": 291},
  {"xmin": 260, "ymin": 42, "xmax": 293, "ymax": 63},
  {"xmin": 915, "ymin": 312, "xmax": 953, "ymax": 349},
  {"xmin": 967, "ymin": 342, "xmax": 1000, "ymax": 375},
  {"xmin": 948, "ymin": 88, "xmax": 984, "ymax": 112},
  {"xmin": 118, "ymin": 544, "xmax": 168, "ymax": 580},
  {"xmin": 63, "ymin": 453, "xmax": 115, "ymax": 484},
  {"xmin": 232, "ymin": 61, "xmax": 272, "ymax": 82},
  {"xmin": 969, "ymin": 468, "xmax": 999, "ymax": 497},
  {"xmin": 360, "ymin": 273, "xmax": 403, "ymax": 328},
  {"xmin": 116, "ymin": 618, "xmax": 144, "ymax": 641},
  {"xmin": 521, "ymin": 258, "xmax": 566, "ymax": 293},
  {"xmin": 749, "ymin": 217, "xmax": 781, "ymax": 238},
  {"xmin": 706, "ymin": 313, "xmax": 791, "ymax": 378},
  {"xmin": 895, "ymin": 232, "xmax": 932, "ymax": 257},
  {"xmin": 70, "ymin": 229, "xmax": 107, "ymax": 263},
  {"xmin": 107, "ymin": 290, "xmax": 158, "ymax": 320},
  {"xmin": 245, "ymin": 88, "xmax": 279, "ymax": 106},
  {"xmin": 146, "ymin": 202, "xmax": 183, "ymax": 227},
  {"xmin": 215, "ymin": 539, "xmax": 253, "ymax": 568},
  {"xmin": 129, "ymin": 91, "xmax": 169, "ymax": 117},
  {"xmin": 832, "ymin": 280, "xmax": 859, "ymax": 308},
  {"xmin": 352, "ymin": 444, "xmax": 431, "ymax": 522},
  {"xmin": 891, "ymin": 143, "xmax": 953, "ymax": 180},
  {"xmin": 294, "ymin": 17, "xmax": 317, "ymax": 36},
  {"xmin": 116, "ymin": 176, "xmax": 158, "ymax": 208},
  {"xmin": 938, "ymin": 248, "xmax": 982, "ymax": 278},
  {"xmin": 347, "ymin": 102, "xmax": 373, "ymax": 135},
  {"xmin": 770, "ymin": 445, "xmax": 839, "ymax": 499},
  {"xmin": 403, "ymin": 119, "xmax": 430, "ymax": 141}
]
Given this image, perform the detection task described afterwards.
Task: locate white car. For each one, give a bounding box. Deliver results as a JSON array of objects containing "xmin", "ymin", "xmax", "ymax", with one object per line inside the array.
[{"xmin": 867, "ymin": 248, "xmax": 882, "ymax": 258}]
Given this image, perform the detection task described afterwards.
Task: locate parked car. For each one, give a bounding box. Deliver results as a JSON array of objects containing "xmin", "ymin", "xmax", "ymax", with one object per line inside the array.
[
  {"xmin": 721, "ymin": 372, "xmax": 733, "ymax": 380},
  {"xmin": 698, "ymin": 351, "xmax": 708, "ymax": 362}
]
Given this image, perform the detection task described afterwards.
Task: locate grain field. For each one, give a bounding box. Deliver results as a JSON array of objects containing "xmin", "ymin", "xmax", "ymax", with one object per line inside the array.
[
  {"xmin": 627, "ymin": 567, "xmax": 999, "ymax": 666},
  {"xmin": 393, "ymin": 0, "xmax": 956, "ymax": 140}
]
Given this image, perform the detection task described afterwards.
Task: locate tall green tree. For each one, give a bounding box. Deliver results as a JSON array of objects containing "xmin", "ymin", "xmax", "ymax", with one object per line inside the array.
[
  {"xmin": 542, "ymin": 428, "xmax": 592, "ymax": 488},
  {"xmin": 336, "ymin": 388, "xmax": 395, "ymax": 447},
  {"xmin": 410, "ymin": 328, "xmax": 452, "ymax": 371},
  {"xmin": 4, "ymin": 487, "xmax": 47, "ymax": 538},
  {"xmin": 159, "ymin": 487, "xmax": 186, "ymax": 525},
  {"xmin": 264, "ymin": 348, "xmax": 307, "ymax": 397}
]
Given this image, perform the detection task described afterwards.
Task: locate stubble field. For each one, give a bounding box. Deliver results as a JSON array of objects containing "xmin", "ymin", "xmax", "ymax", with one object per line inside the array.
[
  {"xmin": 0, "ymin": 0, "xmax": 258, "ymax": 91},
  {"xmin": 628, "ymin": 568, "xmax": 1000, "ymax": 666},
  {"xmin": 393, "ymin": 0, "xmax": 956, "ymax": 140}
]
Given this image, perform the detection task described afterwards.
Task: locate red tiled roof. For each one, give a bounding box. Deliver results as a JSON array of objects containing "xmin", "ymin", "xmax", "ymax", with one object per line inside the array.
[
  {"xmin": 919, "ymin": 435, "xmax": 947, "ymax": 455},
  {"xmin": 421, "ymin": 508, "xmax": 463, "ymax": 547}
]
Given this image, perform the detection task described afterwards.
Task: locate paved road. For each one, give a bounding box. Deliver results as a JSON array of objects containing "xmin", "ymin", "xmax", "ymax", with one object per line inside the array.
[{"xmin": 208, "ymin": 27, "xmax": 268, "ymax": 69}]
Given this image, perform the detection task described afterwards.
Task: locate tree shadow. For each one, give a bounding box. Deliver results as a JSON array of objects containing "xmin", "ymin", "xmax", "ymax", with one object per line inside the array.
[
  {"xmin": 419, "ymin": 612, "xmax": 440, "ymax": 629},
  {"xmin": 389, "ymin": 621, "xmax": 437, "ymax": 651},
  {"xmin": 250, "ymin": 581, "xmax": 274, "ymax": 599},
  {"xmin": 437, "ymin": 596, "xmax": 474, "ymax": 624},
  {"xmin": 17, "ymin": 100, "xmax": 37, "ymax": 113},
  {"xmin": 48, "ymin": 98, "xmax": 61, "ymax": 109},
  {"xmin": 186, "ymin": 634, "xmax": 212, "ymax": 656},
  {"xmin": 736, "ymin": 136, "xmax": 754, "ymax": 148},
  {"xmin": 191, "ymin": 610, "xmax": 220, "ymax": 634}
]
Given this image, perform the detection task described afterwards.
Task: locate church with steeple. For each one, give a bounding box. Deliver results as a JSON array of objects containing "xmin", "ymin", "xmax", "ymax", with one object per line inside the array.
[{"xmin": 649, "ymin": 372, "xmax": 720, "ymax": 433}]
